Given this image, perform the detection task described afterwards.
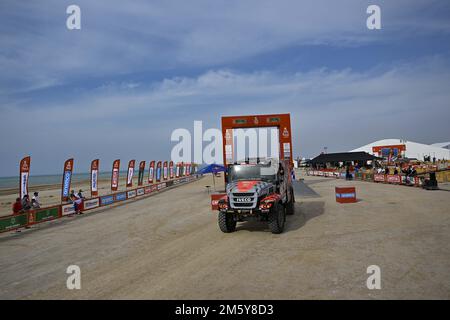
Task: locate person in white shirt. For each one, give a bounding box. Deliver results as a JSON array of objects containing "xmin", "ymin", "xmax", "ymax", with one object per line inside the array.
[{"xmin": 32, "ymin": 192, "xmax": 40, "ymax": 207}]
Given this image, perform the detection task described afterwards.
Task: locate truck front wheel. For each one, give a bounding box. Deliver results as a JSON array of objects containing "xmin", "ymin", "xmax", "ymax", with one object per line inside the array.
[
  {"xmin": 218, "ymin": 211, "xmax": 236, "ymax": 233},
  {"xmin": 268, "ymin": 203, "xmax": 286, "ymax": 234}
]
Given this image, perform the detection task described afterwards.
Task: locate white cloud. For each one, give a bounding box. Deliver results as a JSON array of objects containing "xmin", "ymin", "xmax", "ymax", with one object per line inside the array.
[
  {"xmin": 1, "ymin": 57, "xmax": 449, "ymax": 175},
  {"xmin": 1, "ymin": 0, "xmax": 450, "ymax": 93}
]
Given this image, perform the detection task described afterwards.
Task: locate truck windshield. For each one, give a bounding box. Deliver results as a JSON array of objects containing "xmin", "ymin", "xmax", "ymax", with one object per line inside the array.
[{"xmin": 228, "ymin": 165, "xmax": 277, "ymax": 183}]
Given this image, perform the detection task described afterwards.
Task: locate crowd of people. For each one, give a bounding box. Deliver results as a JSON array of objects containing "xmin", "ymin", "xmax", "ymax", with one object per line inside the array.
[
  {"xmin": 12, "ymin": 192, "xmax": 41, "ymax": 214},
  {"xmin": 12, "ymin": 189, "xmax": 86, "ymax": 215}
]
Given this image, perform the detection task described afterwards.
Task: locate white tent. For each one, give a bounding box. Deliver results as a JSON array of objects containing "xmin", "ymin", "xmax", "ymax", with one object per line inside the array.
[{"xmin": 350, "ymin": 139, "xmax": 450, "ymax": 160}]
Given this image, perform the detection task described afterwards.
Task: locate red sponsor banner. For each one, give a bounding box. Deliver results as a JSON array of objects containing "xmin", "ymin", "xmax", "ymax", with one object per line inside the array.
[
  {"xmin": 148, "ymin": 161, "xmax": 155, "ymax": 184},
  {"xmin": 186, "ymin": 163, "xmax": 191, "ymax": 176},
  {"xmin": 156, "ymin": 161, "xmax": 162, "ymax": 182},
  {"xmin": 91, "ymin": 159, "xmax": 99, "ymax": 197},
  {"xmin": 163, "ymin": 161, "xmax": 168, "ymax": 180},
  {"xmin": 138, "ymin": 161, "xmax": 146, "ymax": 186},
  {"xmin": 61, "ymin": 158, "xmax": 74, "ymax": 202},
  {"xmin": 175, "ymin": 163, "xmax": 180, "ymax": 178},
  {"xmin": 386, "ymin": 175, "xmax": 401, "ymax": 184},
  {"xmin": 374, "ymin": 174, "xmax": 385, "ymax": 182},
  {"xmin": 19, "ymin": 156, "xmax": 31, "ymax": 200},
  {"xmin": 126, "ymin": 160, "xmax": 136, "ymax": 188},
  {"xmin": 180, "ymin": 162, "xmax": 185, "ymax": 177},
  {"xmin": 169, "ymin": 161, "xmax": 174, "ymax": 179},
  {"xmin": 111, "ymin": 159, "xmax": 120, "ymax": 191}
]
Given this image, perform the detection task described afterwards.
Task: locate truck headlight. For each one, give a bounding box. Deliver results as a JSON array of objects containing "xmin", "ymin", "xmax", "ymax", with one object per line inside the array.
[
  {"xmin": 218, "ymin": 202, "xmax": 228, "ymax": 210},
  {"xmin": 260, "ymin": 202, "xmax": 273, "ymax": 210}
]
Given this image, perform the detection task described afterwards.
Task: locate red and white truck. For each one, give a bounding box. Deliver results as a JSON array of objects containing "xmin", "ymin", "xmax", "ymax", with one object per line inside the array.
[{"xmin": 211, "ymin": 114, "xmax": 295, "ymax": 234}]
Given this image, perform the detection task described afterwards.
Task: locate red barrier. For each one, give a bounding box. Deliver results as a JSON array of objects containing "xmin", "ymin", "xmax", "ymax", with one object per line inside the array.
[
  {"xmin": 386, "ymin": 175, "xmax": 401, "ymax": 184},
  {"xmin": 211, "ymin": 193, "xmax": 226, "ymax": 210},
  {"xmin": 335, "ymin": 187, "xmax": 357, "ymax": 204}
]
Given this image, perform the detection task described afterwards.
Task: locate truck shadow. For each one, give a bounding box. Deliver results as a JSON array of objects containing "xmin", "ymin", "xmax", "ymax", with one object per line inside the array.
[{"xmin": 236, "ymin": 201, "xmax": 325, "ymax": 233}]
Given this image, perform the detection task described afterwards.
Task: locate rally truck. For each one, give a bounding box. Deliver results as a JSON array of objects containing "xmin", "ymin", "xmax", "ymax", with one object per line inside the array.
[{"xmin": 216, "ymin": 158, "xmax": 295, "ymax": 234}]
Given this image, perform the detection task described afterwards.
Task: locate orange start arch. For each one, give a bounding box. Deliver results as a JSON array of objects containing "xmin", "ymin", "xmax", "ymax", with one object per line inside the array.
[{"xmin": 221, "ymin": 113, "xmax": 293, "ymax": 166}]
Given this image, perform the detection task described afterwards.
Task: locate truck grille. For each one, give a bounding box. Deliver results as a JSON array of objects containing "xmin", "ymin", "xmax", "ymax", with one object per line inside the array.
[{"xmin": 230, "ymin": 192, "xmax": 257, "ymax": 209}]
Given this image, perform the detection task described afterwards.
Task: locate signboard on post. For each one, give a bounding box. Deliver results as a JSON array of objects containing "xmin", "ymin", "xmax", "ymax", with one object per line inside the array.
[
  {"xmin": 61, "ymin": 158, "xmax": 74, "ymax": 202},
  {"xmin": 148, "ymin": 161, "xmax": 155, "ymax": 184},
  {"xmin": 19, "ymin": 156, "xmax": 31, "ymax": 200},
  {"xmin": 111, "ymin": 159, "xmax": 120, "ymax": 191},
  {"xmin": 91, "ymin": 159, "xmax": 99, "ymax": 197},
  {"xmin": 126, "ymin": 160, "xmax": 135, "ymax": 188}
]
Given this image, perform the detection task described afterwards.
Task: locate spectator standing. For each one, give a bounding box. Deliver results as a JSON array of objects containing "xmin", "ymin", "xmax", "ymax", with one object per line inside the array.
[
  {"xmin": 77, "ymin": 189, "xmax": 85, "ymax": 200},
  {"xmin": 70, "ymin": 194, "xmax": 83, "ymax": 215}
]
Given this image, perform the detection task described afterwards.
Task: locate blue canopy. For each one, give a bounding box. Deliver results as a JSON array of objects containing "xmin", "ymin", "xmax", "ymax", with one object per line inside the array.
[{"xmin": 197, "ymin": 164, "xmax": 226, "ymax": 174}]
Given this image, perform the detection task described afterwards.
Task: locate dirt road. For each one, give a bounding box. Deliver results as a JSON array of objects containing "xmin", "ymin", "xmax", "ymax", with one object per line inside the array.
[{"xmin": 1, "ymin": 175, "xmax": 449, "ymax": 299}]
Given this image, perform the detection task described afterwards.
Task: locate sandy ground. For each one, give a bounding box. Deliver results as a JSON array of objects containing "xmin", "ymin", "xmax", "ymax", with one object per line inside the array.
[{"xmin": 0, "ymin": 174, "xmax": 449, "ymax": 300}]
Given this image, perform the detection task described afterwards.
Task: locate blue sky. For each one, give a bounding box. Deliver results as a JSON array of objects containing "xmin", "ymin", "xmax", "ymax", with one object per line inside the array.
[{"xmin": 1, "ymin": 0, "xmax": 450, "ymax": 176}]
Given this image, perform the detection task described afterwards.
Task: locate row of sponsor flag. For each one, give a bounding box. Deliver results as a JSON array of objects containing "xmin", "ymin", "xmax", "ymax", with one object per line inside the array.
[
  {"xmin": 1, "ymin": 176, "xmax": 199, "ymax": 233},
  {"xmin": 19, "ymin": 157, "xmax": 197, "ymax": 202}
]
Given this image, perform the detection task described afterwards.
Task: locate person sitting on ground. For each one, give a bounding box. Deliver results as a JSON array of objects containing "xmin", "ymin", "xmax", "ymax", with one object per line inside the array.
[
  {"xmin": 21, "ymin": 194, "xmax": 31, "ymax": 211},
  {"xmin": 12, "ymin": 197, "xmax": 23, "ymax": 214},
  {"xmin": 32, "ymin": 192, "xmax": 40, "ymax": 207},
  {"xmin": 31, "ymin": 198, "xmax": 40, "ymax": 209},
  {"xmin": 394, "ymin": 167, "xmax": 399, "ymax": 175}
]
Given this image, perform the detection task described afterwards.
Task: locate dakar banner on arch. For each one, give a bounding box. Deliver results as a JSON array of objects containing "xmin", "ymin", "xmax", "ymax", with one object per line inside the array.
[
  {"xmin": 61, "ymin": 158, "xmax": 74, "ymax": 202},
  {"xmin": 111, "ymin": 159, "xmax": 120, "ymax": 191},
  {"xmin": 19, "ymin": 156, "xmax": 31, "ymax": 200},
  {"xmin": 91, "ymin": 159, "xmax": 99, "ymax": 197},
  {"xmin": 126, "ymin": 160, "xmax": 135, "ymax": 188}
]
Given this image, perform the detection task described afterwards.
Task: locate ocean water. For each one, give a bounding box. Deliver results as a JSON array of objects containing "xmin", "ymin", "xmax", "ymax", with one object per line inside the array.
[{"xmin": 0, "ymin": 171, "xmax": 136, "ymax": 189}]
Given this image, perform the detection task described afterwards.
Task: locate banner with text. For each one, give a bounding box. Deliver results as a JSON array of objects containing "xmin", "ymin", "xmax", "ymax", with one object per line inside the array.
[
  {"xmin": 148, "ymin": 161, "xmax": 155, "ymax": 184},
  {"xmin": 61, "ymin": 158, "xmax": 74, "ymax": 202},
  {"xmin": 111, "ymin": 159, "xmax": 120, "ymax": 191},
  {"xmin": 91, "ymin": 159, "xmax": 99, "ymax": 197},
  {"xmin": 19, "ymin": 156, "xmax": 31, "ymax": 200},
  {"xmin": 127, "ymin": 160, "xmax": 135, "ymax": 188},
  {"xmin": 156, "ymin": 161, "xmax": 162, "ymax": 182},
  {"xmin": 138, "ymin": 161, "xmax": 145, "ymax": 186}
]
